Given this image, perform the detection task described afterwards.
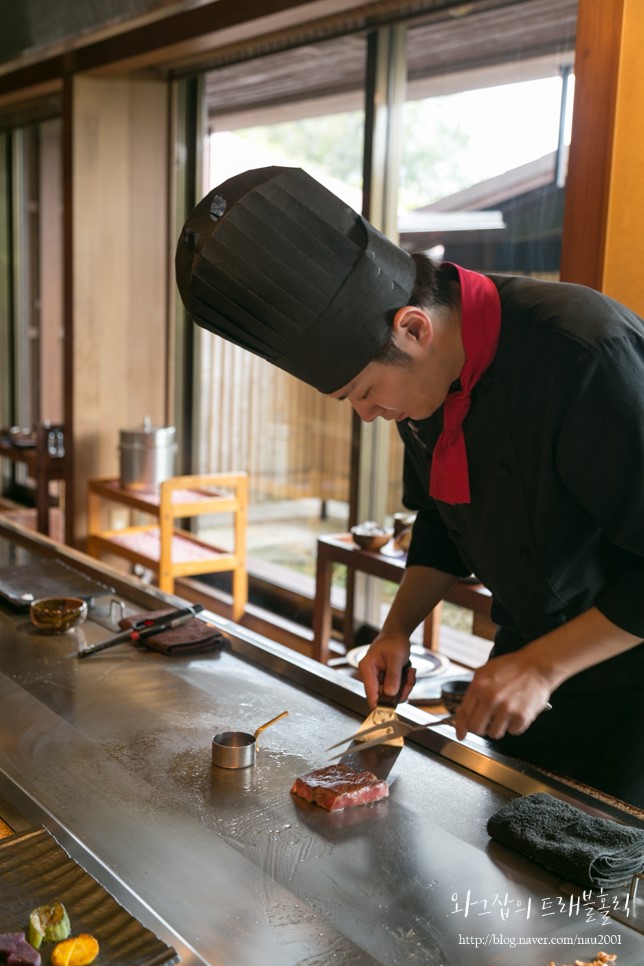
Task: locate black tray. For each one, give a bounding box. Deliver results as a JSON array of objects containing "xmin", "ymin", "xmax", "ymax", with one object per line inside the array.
[
  {"xmin": 0, "ymin": 558, "xmax": 115, "ymax": 611},
  {"xmin": 0, "ymin": 825, "xmax": 179, "ymax": 965}
]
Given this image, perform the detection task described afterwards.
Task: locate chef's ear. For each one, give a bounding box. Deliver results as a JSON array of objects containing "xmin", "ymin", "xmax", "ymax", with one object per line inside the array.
[{"xmin": 392, "ymin": 305, "xmax": 433, "ymax": 348}]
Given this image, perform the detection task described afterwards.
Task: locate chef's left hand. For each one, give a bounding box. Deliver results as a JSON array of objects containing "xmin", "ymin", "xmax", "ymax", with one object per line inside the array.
[{"xmin": 453, "ymin": 652, "xmax": 552, "ymax": 741}]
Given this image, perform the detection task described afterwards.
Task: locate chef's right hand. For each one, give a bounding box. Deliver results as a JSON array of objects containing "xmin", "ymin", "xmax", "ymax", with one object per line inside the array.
[{"xmin": 358, "ymin": 633, "xmax": 417, "ymax": 708}]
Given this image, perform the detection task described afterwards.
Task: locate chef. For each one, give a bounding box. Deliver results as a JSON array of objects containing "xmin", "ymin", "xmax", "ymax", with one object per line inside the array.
[{"xmin": 176, "ymin": 166, "xmax": 644, "ymax": 807}]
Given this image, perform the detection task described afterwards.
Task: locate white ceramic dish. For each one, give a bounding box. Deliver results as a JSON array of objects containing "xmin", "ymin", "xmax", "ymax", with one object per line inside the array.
[{"xmin": 345, "ymin": 645, "xmax": 450, "ymax": 678}]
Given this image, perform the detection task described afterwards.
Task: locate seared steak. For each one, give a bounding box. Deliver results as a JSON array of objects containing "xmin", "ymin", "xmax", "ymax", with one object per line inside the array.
[{"xmin": 291, "ymin": 763, "xmax": 388, "ymax": 811}]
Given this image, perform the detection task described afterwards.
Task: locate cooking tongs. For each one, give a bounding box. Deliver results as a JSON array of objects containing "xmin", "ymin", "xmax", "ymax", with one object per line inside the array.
[{"xmin": 326, "ymin": 712, "xmax": 458, "ymax": 758}]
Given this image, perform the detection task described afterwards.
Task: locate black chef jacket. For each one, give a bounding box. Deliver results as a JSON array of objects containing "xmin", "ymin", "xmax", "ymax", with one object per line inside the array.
[{"xmin": 398, "ymin": 274, "xmax": 644, "ymax": 806}]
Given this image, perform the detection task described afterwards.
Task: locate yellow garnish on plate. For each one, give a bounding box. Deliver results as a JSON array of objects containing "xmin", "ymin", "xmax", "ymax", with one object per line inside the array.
[{"xmin": 50, "ymin": 934, "xmax": 99, "ymax": 966}]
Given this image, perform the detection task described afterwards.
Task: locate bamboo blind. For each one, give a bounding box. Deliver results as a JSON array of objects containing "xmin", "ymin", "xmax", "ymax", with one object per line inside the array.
[{"xmin": 197, "ymin": 336, "xmax": 353, "ymax": 505}]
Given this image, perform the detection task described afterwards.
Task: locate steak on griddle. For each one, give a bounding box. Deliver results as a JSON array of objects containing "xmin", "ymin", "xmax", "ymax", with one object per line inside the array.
[{"xmin": 291, "ymin": 763, "xmax": 388, "ymax": 811}]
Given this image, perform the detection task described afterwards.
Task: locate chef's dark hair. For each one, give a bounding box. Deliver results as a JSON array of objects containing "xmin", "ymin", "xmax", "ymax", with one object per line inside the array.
[
  {"xmin": 372, "ymin": 253, "xmax": 459, "ymax": 367},
  {"xmin": 409, "ymin": 252, "xmax": 460, "ymax": 311}
]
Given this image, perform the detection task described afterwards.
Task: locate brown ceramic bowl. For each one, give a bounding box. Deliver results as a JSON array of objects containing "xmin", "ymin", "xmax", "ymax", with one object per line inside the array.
[
  {"xmin": 350, "ymin": 523, "xmax": 393, "ymax": 552},
  {"xmin": 30, "ymin": 596, "xmax": 88, "ymax": 633}
]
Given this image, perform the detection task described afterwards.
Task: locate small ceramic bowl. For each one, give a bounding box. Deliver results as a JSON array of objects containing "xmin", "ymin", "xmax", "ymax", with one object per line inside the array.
[
  {"xmin": 350, "ymin": 522, "xmax": 393, "ymax": 552},
  {"xmin": 393, "ymin": 525, "xmax": 413, "ymax": 553},
  {"xmin": 30, "ymin": 596, "xmax": 88, "ymax": 633},
  {"xmin": 440, "ymin": 678, "xmax": 471, "ymax": 714},
  {"xmin": 392, "ymin": 511, "xmax": 417, "ymax": 537}
]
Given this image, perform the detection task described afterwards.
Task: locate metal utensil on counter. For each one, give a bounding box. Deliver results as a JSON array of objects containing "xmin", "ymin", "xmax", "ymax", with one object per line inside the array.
[
  {"xmin": 211, "ymin": 711, "xmax": 289, "ymax": 769},
  {"xmin": 77, "ymin": 604, "xmax": 204, "ymax": 658},
  {"xmin": 348, "ymin": 659, "xmax": 412, "ymax": 750},
  {"xmin": 326, "ymin": 712, "xmax": 457, "ymax": 758},
  {"xmin": 328, "ymin": 690, "xmax": 553, "ymax": 757}
]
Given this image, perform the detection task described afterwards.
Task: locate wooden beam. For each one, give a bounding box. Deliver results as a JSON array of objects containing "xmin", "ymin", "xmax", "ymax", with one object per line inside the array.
[
  {"xmin": 601, "ymin": 0, "xmax": 644, "ymax": 315},
  {"xmin": 559, "ymin": 0, "xmax": 624, "ymax": 289}
]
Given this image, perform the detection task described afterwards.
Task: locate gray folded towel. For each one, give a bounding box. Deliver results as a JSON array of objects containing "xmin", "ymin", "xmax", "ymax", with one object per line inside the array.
[{"xmin": 487, "ymin": 792, "xmax": 644, "ymax": 889}]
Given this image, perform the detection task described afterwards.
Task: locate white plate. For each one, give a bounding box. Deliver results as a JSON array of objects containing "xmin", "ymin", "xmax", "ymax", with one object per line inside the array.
[
  {"xmin": 345, "ymin": 645, "xmax": 450, "ymax": 678},
  {"xmin": 378, "ymin": 539, "xmax": 405, "ymax": 558}
]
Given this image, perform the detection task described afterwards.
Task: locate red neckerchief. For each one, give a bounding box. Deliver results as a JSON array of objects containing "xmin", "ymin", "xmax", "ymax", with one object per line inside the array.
[{"xmin": 429, "ymin": 263, "xmax": 501, "ymax": 505}]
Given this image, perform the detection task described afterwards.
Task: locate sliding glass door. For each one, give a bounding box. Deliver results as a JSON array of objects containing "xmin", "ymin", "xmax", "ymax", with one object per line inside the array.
[
  {"xmin": 0, "ymin": 118, "xmax": 64, "ymax": 508},
  {"xmin": 181, "ymin": 0, "xmax": 577, "ymax": 638},
  {"xmin": 192, "ymin": 36, "xmax": 366, "ymax": 599}
]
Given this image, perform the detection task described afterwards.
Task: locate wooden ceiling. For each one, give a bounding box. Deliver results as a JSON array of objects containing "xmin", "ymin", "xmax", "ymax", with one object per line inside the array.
[
  {"xmin": 0, "ymin": 0, "xmax": 180, "ymax": 65},
  {"xmin": 0, "ymin": 0, "xmax": 577, "ymax": 124},
  {"xmin": 205, "ymin": 0, "xmax": 578, "ymax": 124}
]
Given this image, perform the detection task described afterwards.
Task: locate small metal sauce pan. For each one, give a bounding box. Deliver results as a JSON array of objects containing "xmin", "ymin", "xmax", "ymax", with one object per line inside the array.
[{"xmin": 212, "ymin": 711, "xmax": 288, "ymax": 769}]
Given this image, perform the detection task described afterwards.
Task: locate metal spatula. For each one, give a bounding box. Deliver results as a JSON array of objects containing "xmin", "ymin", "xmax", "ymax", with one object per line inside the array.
[
  {"xmin": 349, "ymin": 659, "xmax": 413, "ymax": 749},
  {"xmin": 326, "ymin": 712, "xmax": 457, "ymax": 758}
]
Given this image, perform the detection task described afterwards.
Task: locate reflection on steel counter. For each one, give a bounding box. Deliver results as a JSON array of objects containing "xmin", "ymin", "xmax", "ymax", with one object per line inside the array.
[{"xmin": 1, "ymin": 520, "xmax": 643, "ymax": 965}]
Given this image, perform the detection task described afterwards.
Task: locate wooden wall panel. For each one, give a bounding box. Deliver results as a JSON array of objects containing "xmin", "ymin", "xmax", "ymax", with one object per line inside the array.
[
  {"xmin": 602, "ymin": 0, "xmax": 644, "ymax": 314},
  {"xmin": 561, "ymin": 0, "xmax": 644, "ymax": 316},
  {"xmin": 72, "ymin": 74, "xmax": 169, "ymax": 539},
  {"xmin": 559, "ymin": 0, "xmax": 623, "ymax": 289}
]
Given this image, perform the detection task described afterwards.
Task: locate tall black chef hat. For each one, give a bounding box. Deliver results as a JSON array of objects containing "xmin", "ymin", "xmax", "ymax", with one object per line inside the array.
[{"xmin": 175, "ymin": 166, "xmax": 415, "ymax": 393}]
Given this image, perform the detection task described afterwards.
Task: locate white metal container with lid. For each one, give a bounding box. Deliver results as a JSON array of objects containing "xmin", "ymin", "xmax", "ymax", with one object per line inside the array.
[{"xmin": 119, "ymin": 416, "xmax": 177, "ymax": 491}]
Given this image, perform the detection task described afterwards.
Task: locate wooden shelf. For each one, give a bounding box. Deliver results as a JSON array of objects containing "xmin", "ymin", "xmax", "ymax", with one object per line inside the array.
[
  {"xmin": 0, "ymin": 424, "xmax": 68, "ymax": 540},
  {"xmin": 87, "ymin": 474, "xmax": 248, "ymax": 621}
]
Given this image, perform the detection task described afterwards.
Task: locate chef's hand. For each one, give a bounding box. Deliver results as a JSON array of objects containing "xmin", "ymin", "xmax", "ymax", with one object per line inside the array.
[
  {"xmin": 453, "ymin": 651, "xmax": 552, "ymax": 741},
  {"xmin": 358, "ymin": 632, "xmax": 417, "ymax": 709},
  {"xmin": 456, "ymin": 608, "xmax": 643, "ymax": 741}
]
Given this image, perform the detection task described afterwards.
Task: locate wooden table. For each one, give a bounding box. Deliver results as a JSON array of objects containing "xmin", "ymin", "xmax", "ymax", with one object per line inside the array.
[{"xmin": 312, "ymin": 532, "xmax": 493, "ymax": 664}]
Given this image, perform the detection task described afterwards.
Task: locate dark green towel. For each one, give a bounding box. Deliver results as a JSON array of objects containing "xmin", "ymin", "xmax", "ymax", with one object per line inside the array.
[{"xmin": 487, "ymin": 792, "xmax": 644, "ymax": 889}]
